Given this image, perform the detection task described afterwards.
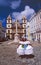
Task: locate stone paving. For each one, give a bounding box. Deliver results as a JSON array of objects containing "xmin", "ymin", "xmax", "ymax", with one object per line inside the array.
[{"xmin": 0, "ymin": 40, "xmax": 41, "ymax": 65}]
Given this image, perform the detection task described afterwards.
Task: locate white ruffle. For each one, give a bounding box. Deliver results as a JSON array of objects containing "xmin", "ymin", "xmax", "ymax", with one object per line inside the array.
[
  {"xmin": 17, "ymin": 45, "xmax": 25, "ymax": 55},
  {"xmin": 17, "ymin": 45, "xmax": 33, "ymax": 55},
  {"xmin": 25, "ymin": 45, "xmax": 33, "ymax": 55},
  {"xmin": 19, "ymin": 41, "xmax": 30, "ymax": 44}
]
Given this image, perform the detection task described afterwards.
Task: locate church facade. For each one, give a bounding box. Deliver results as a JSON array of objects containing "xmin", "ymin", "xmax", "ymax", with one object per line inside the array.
[{"xmin": 6, "ymin": 15, "xmax": 27, "ymax": 39}]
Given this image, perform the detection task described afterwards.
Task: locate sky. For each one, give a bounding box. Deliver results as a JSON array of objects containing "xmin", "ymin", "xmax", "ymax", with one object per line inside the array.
[{"xmin": 0, "ymin": 0, "xmax": 41, "ymax": 27}]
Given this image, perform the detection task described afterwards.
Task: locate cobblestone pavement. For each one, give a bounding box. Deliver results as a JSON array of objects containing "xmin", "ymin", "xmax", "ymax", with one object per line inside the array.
[{"xmin": 0, "ymin": 41, "xmax": 41, "ymax": 65}]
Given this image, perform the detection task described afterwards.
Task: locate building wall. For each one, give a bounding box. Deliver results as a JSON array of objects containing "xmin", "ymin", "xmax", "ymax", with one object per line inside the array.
[
  {"xmin": 0, "ymin": 22, "xmax": 5, "ymax": 39},
  {"xmin": 26, "ymin": 14, "xmax": 37, "ymax": 40},
  {"xmin": 6, "ymin": 16, "xmax": 27, "ymax": 39},
  {"xmin": 27, "ymin": 11, "xmax": 41, "ymax": 42},
  {"xmin": 6, "ymin": 29, "xmax": 12, "ymax": 33},
  {"xmin": 35, "ymin": 11, "xmax": 41, "ymax": 42},
  {"xmin": 6, "ymin": 24, "xmax": 12, "ymax": 28},
  {"xmin": 7, "ymin": 20, "xmax": 12, "ymax": 23},
  {"xmin": 6, "ymin": 15, "xmax": 12, "ymax": 39}
]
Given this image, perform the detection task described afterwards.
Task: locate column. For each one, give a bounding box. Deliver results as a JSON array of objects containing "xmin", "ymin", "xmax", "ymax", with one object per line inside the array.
[
  {"xmin": 16, "ymin": 20, "xmax": 18, "ymax": 34},
  {"xmin": 35, "ymin": 34, "xmax": 37, "ymax": 41}
]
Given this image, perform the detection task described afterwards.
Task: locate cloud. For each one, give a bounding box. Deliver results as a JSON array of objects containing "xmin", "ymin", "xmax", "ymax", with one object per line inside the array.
[
  {"xmin": 0, "ymin": 0, "xmax": 21, "ymax": 9},
  {"xmin": 12, "ymin": 12, "xmax": 20, "ymax": 19},
  {"xmin": 12, "ymin": 6, "xmax": 35, "ymax": 20},
  {"xmin": 10, "ymin": 0, "xmax": 21, "ymax": 9}
]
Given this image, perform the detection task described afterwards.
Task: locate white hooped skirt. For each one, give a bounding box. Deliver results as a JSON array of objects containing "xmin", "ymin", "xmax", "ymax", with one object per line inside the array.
[{"xmin": 17, "ymin": 45, "xmax": 33, "ymax": 55}]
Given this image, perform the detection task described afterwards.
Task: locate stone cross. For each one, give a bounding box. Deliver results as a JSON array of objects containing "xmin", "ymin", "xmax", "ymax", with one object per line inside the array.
[{"xmin": 16, "ymin": 20, "xmax": 18, "ymax": 34}]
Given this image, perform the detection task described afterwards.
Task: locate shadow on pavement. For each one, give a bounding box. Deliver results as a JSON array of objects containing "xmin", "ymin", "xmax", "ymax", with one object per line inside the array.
[
  {"xmin": 19, "ymin": 54, "xmax": 34, "ymax": 59},
  {"xmin": 0, "ymin": 42, "xmax": 2, "ymax": 44}
]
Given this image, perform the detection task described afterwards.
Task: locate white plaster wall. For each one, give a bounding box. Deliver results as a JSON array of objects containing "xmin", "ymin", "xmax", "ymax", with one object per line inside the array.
[
  {"xmin": 6, "ymin": 24, "xmax": 12, "ymax": 28},
  {"xmin": 29, "ymin": 17, "xmax": 36, "ymax": 34},
  {"xmin": 7, "ymin": 20, "xmax": 12, "ymax": 23}
]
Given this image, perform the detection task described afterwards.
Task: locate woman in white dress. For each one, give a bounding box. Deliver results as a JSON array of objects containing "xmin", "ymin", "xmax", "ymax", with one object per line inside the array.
[{"xmin": 17, "ymin": 38, "xmax": 33, "ymax": 55}]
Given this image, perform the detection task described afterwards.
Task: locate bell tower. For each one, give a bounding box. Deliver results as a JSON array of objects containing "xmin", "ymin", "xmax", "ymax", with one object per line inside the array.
[
  {"xmin": 22, "ymin": 16, "xmax": 27, "ymax": 37},
  {"xmin": 6, "ymin": 15, "xmax": 12, "ymax": 39}
]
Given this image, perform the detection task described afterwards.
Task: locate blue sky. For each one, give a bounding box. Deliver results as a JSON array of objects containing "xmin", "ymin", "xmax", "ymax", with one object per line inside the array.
[{"xmin": 0, "ymin": 0, "xmax": 41, "ymax": 27}]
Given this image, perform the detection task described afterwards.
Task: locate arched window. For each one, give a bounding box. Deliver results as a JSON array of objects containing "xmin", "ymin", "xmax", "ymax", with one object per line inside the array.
[
  {"xmin": 8, "ymin": 19, "xmax": 10, "ymax": 23},
  {"xmin": 8, "ymin": 30, "xmax": 10, "ymax": 33}
]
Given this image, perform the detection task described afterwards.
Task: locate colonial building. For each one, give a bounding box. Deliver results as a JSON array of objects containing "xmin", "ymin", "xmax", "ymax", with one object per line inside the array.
[
  {"xmin": 0, "ymin": 22, "xmax": 5, "ymax": 39},
  {"xmin": 6, "ymin": 15, "xmax": 27, "ymax": 39},
  {"xmin": 6, "ymin": 15, "xmax": 12, "ymax": 39},
  {"xmin": 35, "ymin": 10, "xmax": 41, "ymax": 42},
  {"xmin": 29, "ymin": 13, "xmax": 37, "ymax": 41},
  {"xmin": 26, "ymin": 10, "xmax": 41, "ymax": 42}
]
